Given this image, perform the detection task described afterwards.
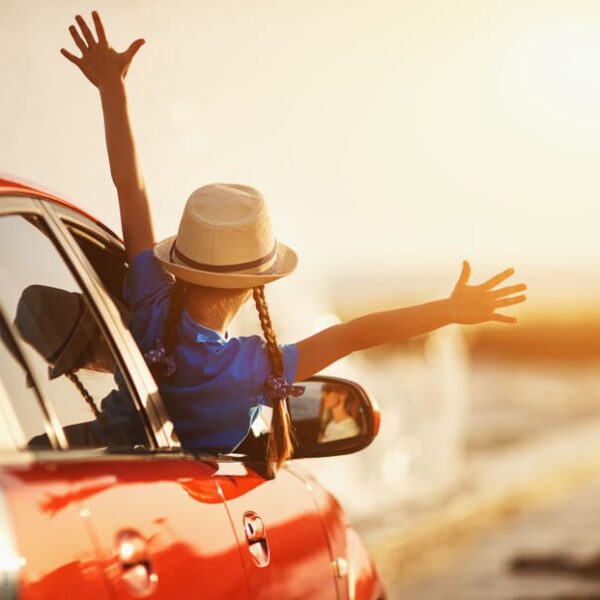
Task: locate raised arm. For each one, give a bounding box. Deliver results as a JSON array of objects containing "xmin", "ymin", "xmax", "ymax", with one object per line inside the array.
[
  {"xmin": 61, "ymin": 12, "xmax": 154, "ymax": 261},
  {"xmin": 294, "ymin": 261, "xmax": 526, "ymax": 380}
]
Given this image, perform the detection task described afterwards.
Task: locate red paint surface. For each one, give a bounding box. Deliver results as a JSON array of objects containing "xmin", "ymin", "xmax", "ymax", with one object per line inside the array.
[
  {"xmin": 289, "ymin": 463, "xmax": 386, "ymax": 600},
  {"xmin": 3, "ymin": 458, "xmax": 250, "ymax": 599},
  {"xmin": 0, "ymin": 175, "xmax": 115, "ymax": 235},
  {"xmin": 1, "ymin": 464, "xmax": 111, "ymax": 600},
  {"xmin": 75, "ymin": 458, "xmax": 246, "ymax": 599},
  {"xmin": 1, "ymin": 457, "xmax": 384, "ymax": 599},
  {"xmin": 215, "ymin": 463, "xmax": 339, "ymax": 600}
]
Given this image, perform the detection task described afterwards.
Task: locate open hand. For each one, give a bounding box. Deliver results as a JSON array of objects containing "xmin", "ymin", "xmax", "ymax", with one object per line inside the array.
[
  {"xmin": 449, "ymin": 261, "xmax": 526, "ymax": 325},
  {"xmin": 60, "ymin": 11, "xmax": 144, "ymax": 90}
]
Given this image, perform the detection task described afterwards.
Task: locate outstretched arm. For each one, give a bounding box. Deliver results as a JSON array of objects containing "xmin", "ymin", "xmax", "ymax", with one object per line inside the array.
[
  {"xmin": 61, "ymin": 12, "xmax": 154, "ymax": 261},
  {"xmin": 294, "ymin": 261, "xmax": 526, "ymax": 381}
]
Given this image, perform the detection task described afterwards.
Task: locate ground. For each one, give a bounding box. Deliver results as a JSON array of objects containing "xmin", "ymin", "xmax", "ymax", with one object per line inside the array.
[{"xmin": 393, "ymin": 477, "xmax": 600, "ymax": 599}]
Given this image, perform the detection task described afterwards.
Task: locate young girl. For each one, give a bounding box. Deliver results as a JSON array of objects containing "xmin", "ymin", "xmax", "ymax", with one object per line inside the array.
[{"xmin": 61, "ymin": 12, "xmax": 527, "ymax": 472}]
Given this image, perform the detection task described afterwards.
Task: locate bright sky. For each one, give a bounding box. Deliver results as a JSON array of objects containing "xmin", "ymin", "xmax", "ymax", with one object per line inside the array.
[{"xmin": 2, "ymin": 0, "xmax": 600, "ymax": 297}]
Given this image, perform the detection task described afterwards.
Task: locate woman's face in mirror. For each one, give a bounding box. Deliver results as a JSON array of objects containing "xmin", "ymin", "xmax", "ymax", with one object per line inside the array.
[{"xmin": 321, "ymin": 386, "xmax": 347, "ymax": 410}]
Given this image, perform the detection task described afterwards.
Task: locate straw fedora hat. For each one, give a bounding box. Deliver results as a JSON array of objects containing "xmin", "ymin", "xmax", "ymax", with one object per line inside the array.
[{"xmin": 154, "ymin": 184, "xmax": 297, "ymax": 288}]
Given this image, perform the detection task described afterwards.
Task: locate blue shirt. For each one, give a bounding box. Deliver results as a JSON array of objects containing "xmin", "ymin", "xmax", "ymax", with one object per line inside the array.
[{"xmin": 123, "ymin": 250, "xmax": 298, "ymax": 452}]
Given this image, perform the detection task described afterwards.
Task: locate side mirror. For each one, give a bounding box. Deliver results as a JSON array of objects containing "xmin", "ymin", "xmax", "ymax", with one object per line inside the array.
[{"xmin": 288, "ymin": 375, "xmax": 380, "ymax": 459}]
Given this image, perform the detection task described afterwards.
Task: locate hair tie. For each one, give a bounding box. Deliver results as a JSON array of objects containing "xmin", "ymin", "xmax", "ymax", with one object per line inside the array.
[
  {"xmin": 144, "ymin": 339, "xmax": 177, "ymax": 378},
  {"xmin": 266, "ymin": 374, "xmax": 305, "ymax": 403}
]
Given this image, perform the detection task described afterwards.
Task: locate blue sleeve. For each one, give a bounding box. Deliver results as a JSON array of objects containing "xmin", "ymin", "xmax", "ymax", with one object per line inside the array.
[
  {"xmin": 123, "ymin": 250, "xmax": 173, "ymax": 350},
  {"xmin": 124, "ymin": 249, "xmax": 173, "ymax": 309},
  {"xmin": 222, "ymin": 335, "xmax": 299, "ymax": 402}
]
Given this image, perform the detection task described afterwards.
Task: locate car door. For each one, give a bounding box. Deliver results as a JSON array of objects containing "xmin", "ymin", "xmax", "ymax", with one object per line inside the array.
[
  {"xmin": 212, "ymin": 459, "xmax": 339, "ymax": 600},
  {"xmin": 58, "ymin": 458, "xmax": 249, "ymax": 599},
  {"xmin": 47, "ymin": 198, "xmax": 337, "ymax": 599},
  {"xmin": 0, "ymin": 198, "xmax": 249, "ymax": 599}
]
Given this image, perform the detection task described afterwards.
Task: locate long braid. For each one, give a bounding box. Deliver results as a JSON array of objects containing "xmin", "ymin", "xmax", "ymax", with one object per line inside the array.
[
  {"xmin": 65, "ymin": 370, "xmax": 103, "ymax": 421},
  {"xmin": 253, "ymin": 285, "xmax": 294, "ymax": 473}
]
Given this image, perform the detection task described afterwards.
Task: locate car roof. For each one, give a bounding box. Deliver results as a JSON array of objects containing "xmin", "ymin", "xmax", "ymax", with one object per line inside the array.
[{"xmin": 0, "ymin": 174, "xmax": 121, "ymax": 241}]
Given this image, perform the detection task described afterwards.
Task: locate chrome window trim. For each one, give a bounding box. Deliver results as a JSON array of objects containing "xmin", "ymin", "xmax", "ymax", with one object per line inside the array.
[
  {"xmin": 0, "ymin": 450, "xmax": 35, "ymax": 466},
  {"xmin": 0, "ymin": 195, "xmax": 39, "ymax": 216},
  {"xmin": 49, "ymin": 202, "xmax": 119, "ymax": 246},
  {"xmin": 39, "ymin": 200, "xmax": 175, "ymax": 448},
  {"xmin": 0, "ymin": 488, "xmax": 22, "ymax": 600}
]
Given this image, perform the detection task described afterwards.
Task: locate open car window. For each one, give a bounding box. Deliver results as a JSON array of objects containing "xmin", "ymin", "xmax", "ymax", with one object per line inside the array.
[
  {"xmin": 0, "ymin": 212, "xmax": 150, "ymax": 451},
  {"xmin": 52, "ymin": 205, "xmax": 179, "ymax": 450}
]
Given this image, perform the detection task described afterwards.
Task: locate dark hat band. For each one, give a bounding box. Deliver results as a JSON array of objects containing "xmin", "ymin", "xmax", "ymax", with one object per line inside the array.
[{"xmin": 170, "ymin": 240, "xmax": 277, "ymax": 274}]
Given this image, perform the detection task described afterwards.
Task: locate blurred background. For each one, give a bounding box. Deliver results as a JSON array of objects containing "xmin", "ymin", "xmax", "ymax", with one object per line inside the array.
[{"xmin": 4, "ymin": 0, "xmax": 600, "ymax": 596}]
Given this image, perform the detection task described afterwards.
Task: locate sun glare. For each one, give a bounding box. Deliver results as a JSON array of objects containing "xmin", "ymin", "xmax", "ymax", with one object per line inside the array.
[{"xmin": 520, "ymin": 21, "xmax": 600, "ymax": 113}]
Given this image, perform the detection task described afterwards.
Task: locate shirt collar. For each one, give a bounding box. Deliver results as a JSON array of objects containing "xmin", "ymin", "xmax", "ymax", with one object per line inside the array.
[{"xmin": 182, "ymin": 309, "xmax": 226, "ymax": 342}]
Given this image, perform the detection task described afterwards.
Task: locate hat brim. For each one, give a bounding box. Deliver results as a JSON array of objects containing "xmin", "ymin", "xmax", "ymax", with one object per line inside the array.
[{"xmin": 153, "ymin": 236, "xmax": 298, "ymax": 289}]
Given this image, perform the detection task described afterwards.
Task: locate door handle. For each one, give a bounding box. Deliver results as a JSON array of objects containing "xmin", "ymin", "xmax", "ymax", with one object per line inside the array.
[
  {"xmin": 244, "ymin": 511, "xmax": 266, "ymax": 543},
  {"xmin": 115, "ymin": 529, "xmax": 158, "ymax": 597},
  {"xmin": 243, "ymin": 512, "xmax": 270, "ymax": 567}
]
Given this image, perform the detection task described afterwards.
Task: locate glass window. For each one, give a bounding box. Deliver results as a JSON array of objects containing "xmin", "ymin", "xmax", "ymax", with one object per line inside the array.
[
  {"xmin": 0, "ymin": 213, "xmax": 149, "ymax": 450},
  {"xmin": 0, "ymin": 316, "xmax": 50, "ymax": 449}
]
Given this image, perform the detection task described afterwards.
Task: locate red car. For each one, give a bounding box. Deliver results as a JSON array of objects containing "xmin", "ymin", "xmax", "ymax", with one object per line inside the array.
[{"xmin": 0, "ymin": 176, "xmax": 385, "ymax": 599}]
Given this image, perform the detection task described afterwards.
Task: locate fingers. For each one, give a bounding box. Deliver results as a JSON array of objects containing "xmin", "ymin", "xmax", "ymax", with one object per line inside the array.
[
  {"xmin": 75, "ymin": 14, "xmax": 97, "ymax": 46},
  {"xmin": 491, "ymin": 283, "xmax": 527, "ymax": 299},
  {"xmin": 92, "ymin": 11, "xmax": 107, "ymax": 46},
  {"xmin": 69, "ymin": 25, "xmax": 87, "ymax": 53},
  {"xmin": 60, "ymin": 48, "xmax": 82, "ymax": 66},
  {"xmin": 491, "ymin": 313, "xmax": 517, "ymax": 324},
  {"xmin": 481, "ymin": 267, "xmax": 515, "ymax": 290},
  {"xmin": 457, "ymin": 260, "xmax": 471, "ymax": 287},
  {"xmin": 494, "ymin": 294, "xmax": 526, "ymax": 309},
  {"xmin": 125, "ymin": 38, "xmax": 145, "ymax": 60}
]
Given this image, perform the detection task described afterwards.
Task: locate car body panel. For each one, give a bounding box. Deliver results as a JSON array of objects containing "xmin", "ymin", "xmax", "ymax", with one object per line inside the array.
[
  {"xmin": 289, "ymin": 464, "xmax": 386, "ymax": 600},
  {"xmin": 63, "ymin": 456, "xmax": 249, "ymax": 599},
  {"xmin": 0, "ymin": 458, "xmax": 111, "ymax": 600},
  {"xmin": 214, "ymin": 461, "xmax": 338, "ymax": 599}
]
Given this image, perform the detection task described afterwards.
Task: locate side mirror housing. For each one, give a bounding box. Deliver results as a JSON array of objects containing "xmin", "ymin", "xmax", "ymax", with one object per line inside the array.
[{"xmin": 288, "ymin": 375, "xmax": 380, "ymax": 459}]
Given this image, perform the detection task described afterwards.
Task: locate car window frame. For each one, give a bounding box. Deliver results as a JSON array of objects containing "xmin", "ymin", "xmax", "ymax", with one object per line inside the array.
[
  {"xmin": 46, "ymin": 203, "xmax": 258, "ymax": 462},
  {"xmin": 0, "ymin": 194, "xmax": 167, "ymax": 454},
  {"xmin": 41, "ymin": 199, "xmax": 176, "ymax": 450}
]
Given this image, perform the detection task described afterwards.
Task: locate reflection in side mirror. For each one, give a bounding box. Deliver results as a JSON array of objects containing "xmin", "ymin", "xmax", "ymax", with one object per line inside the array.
[{"xmin": 288, "ymin": 376, "xmax": 380, "ymax": 459}]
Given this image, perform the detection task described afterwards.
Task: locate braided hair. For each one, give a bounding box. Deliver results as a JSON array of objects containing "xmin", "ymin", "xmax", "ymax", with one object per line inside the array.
[
  {"xmin": 65, "ymin": 370, "xmax": 105, "ymax": 424},
  {"xmin": 253, "ymin": 285, "xmax": 294, "ymax": 473},
  {"xmin": 65, "ymin": 371, "xmax": 110, "ymax": 433}
]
